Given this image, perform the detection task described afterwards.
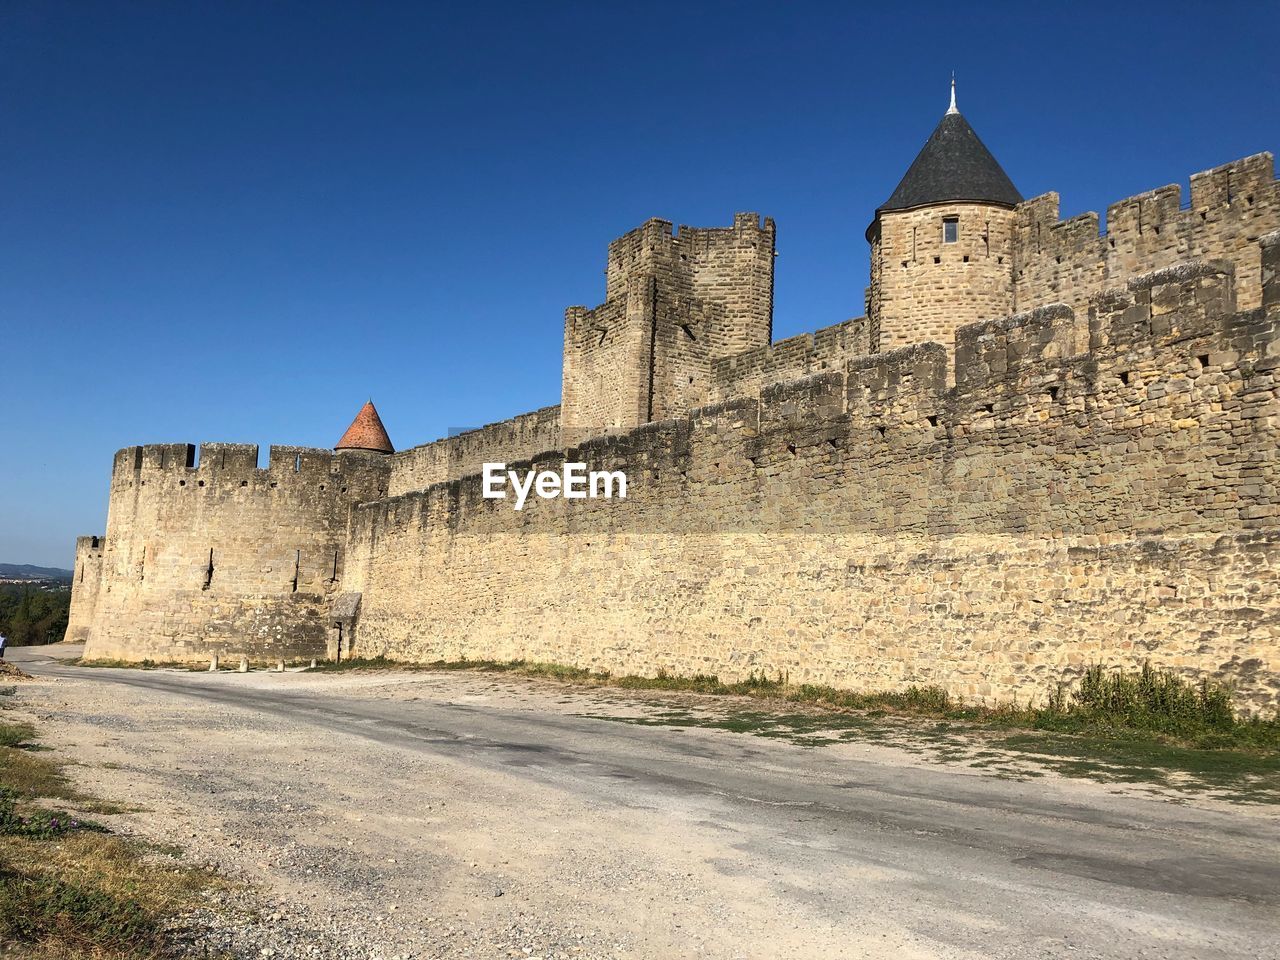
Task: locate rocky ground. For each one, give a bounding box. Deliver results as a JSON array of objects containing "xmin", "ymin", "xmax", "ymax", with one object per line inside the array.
[{"xmin": 7, "ymin": 644, "xmax": 1280, "ymax": 960}]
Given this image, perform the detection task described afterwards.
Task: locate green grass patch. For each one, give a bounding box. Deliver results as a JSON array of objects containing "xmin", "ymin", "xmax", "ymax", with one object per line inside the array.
[
  {"xmin": 993, "ymin": 730, "xmax": 1280, "ymax": 802},
  {"xmin": 0, "ymin": 707, "xmax": 226, "ymax": 957},
  {"xmin": 312, "ymin": 657, "xmax": 962, "ymax": 715},
  {"xmin": 0, "ymin": 718, "xmax": 39, "ymax": 749},
  {"xmin": 0, "ymin": 787, "xmax": 108, "ymax": 840},
  {"xmin": 0, "ymin": 739, "xmax": 80, "ymax": 802},
  {"xmin": 0, "ymin": 832, "xmax": 223, "ymax": 958}
]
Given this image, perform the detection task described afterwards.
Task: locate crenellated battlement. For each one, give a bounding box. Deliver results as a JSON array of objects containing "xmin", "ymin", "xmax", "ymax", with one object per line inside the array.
[
  {"xmin": 360, "ymin": 248, "xmax": 1278, "ymax": 537},
  {"xmin": 1016, "ymin": 154, "xmax": 1278, "ymax": 242},
  {"xmin": 78, "ymin": 438, "xmax": 395, "ymax": 663},
  {"xmin": 1105, "ymin": 183, "xmax": 1183, "ymax": 238},
  {"xmin": 1013, "ymin": 153, "xmax": 1279, "ymax": 324},
  {"xmin": 337, "ymin": 248, "xmax": 1280, "ymax": 709},
  {"xmin": 66, "ymin": 131, "xmax": 1280, "ymax": 709},
  {"xmin": 954, "ymin": 304, "xmax": 1076, "ymax": 389},
  {"xmin": 602, "ymin": 213, "xmax": 776, "ymax": 300},
  {"xmin": 110, "ymin": 442, "xmax": 390, "ymax": 498}
]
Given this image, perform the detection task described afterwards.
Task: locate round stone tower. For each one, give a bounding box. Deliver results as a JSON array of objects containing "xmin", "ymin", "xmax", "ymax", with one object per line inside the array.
[{"xmin": 866, "ymin": 81, "xmax": 1022, "ymax": 354}]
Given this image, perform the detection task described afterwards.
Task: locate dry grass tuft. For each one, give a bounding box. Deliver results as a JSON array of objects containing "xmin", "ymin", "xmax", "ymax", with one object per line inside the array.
[{"xmin": 0, "ymin": 714, "xmax": 224, "ymax": 957}]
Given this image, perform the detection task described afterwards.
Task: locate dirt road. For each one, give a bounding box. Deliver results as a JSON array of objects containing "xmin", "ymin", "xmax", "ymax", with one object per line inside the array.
[{"xmin": 7, "ymin": 644, "xmax": 1279, "ymax": 960}]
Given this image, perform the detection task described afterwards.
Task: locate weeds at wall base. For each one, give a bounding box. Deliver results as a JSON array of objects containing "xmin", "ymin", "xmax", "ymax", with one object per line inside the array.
[{"xmin": 308, "ymin": 656, "xmax": 1280, "ymax": 752}]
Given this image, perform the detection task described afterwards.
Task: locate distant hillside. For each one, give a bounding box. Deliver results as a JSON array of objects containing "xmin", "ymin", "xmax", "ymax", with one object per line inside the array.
[{"xmin": 0, "ymin": 563, "xmax": 74, "ymax": 582}]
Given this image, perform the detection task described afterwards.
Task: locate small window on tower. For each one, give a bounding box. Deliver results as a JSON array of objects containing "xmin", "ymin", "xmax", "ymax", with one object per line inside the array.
[{"xmin": 942, "ymin": 217, "xmax": 959, "ymax": 244}]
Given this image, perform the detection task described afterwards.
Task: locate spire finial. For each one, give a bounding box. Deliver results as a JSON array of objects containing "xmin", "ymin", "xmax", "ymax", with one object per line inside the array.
[{"xmin": 947, "ymin": 72, "xmax": 958, "ymax": 115}]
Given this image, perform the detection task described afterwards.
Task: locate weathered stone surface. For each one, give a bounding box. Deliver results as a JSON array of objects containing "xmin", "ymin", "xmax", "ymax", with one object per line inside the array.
[
  {"xmin": 65, "ymin": 150, "xmax": 1280, "ymax": 712},
  {"xmin": 75, "ymin": 445, "xmax": 390, "ymax": 663},
  {"xmin": 332, "ymin": 261, "xmax": 1280, "ymax": 711},
  {"xmin": 870, "ymin": 203, "xmax": 1018, "ymax": 356},
  {"xmin": 1013, "ymin": 154, "xmax": 1279, "ymax": 347},
  {"xmin": 561, "ymin": 214, "xmax": 777, "ymax": 444}
]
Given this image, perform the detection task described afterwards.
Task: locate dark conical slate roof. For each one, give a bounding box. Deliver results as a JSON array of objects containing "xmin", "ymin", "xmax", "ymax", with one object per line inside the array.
[{"xmin": 874, "ymin": 111, "xmax": 1022, "ymax": 220}]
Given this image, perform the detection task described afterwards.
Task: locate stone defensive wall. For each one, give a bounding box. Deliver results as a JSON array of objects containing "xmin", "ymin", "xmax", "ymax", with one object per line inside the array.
[
  {"xmin": 343, "ymin": 241, "xmax": 1280, "ymax": 711},
  {"xmin": 388, "ymin": 405, "xmax": 562, "ymax": 497},
  {"xmin": 708, "ymin": 317, "xmax": 870, "ymax": 404},
  {"xmin": 65, "ymin": 535, "xmax": 106, "ymax": 644},
  {"xmin": 78, "ymin": 443, "xmax": 391, "ymax": 662},
  {"xmin": 561, "ymin": 295, "xmax": 638, "ymax": 440},
  {"xmin": 1014, "ymin": 152, "xmax": 1280, "ymax": 332}
]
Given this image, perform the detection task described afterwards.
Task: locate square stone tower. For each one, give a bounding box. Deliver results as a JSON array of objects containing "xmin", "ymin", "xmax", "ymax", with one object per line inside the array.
[{"xmin": 561, "ymin": 213, "xmax": 776, "ymax": 444}]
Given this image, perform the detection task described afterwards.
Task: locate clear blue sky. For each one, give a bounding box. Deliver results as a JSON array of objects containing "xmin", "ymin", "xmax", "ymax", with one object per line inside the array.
[{"xmin": 2, "ymin": 1, "xmax": 1277, "ymax": 567}]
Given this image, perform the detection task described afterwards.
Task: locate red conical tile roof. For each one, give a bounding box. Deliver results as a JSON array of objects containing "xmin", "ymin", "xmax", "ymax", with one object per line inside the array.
[{"xmin": 336, "ymin": 400, "xmax": 394, "ymax": 454}]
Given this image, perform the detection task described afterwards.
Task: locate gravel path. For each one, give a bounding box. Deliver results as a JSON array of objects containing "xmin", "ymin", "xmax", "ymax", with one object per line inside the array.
[{"xmin": 8, "ymin": 644, "xmax": 1280, "ymax": 960}]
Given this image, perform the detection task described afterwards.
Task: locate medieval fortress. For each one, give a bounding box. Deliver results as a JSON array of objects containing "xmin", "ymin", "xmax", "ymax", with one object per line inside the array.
[{"xmin": 67, "ymin": 93, "xmax": 1280, "ymax": 710}]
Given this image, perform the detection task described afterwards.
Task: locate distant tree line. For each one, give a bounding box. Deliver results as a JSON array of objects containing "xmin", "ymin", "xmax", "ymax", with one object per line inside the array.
[{"xmin": 0, "ymin": 584, "xmax": 70, "ymax": 646}]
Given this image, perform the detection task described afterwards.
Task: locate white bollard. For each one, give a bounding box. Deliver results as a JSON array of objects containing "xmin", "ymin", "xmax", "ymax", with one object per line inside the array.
[
  {"xmin": 310, "ymin": 659, "xmax": 317, "ymax": 669},
  {"xmin": 238, "ymin": 657, "xmax": 248, "ymax": 673},
  {"xmin": 276, "ymin": 660, "xmax": 285, "ymax": 673},
  {"xmin": 209, "ymin": 655, "xmax": 219, "ymax": 672}
]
